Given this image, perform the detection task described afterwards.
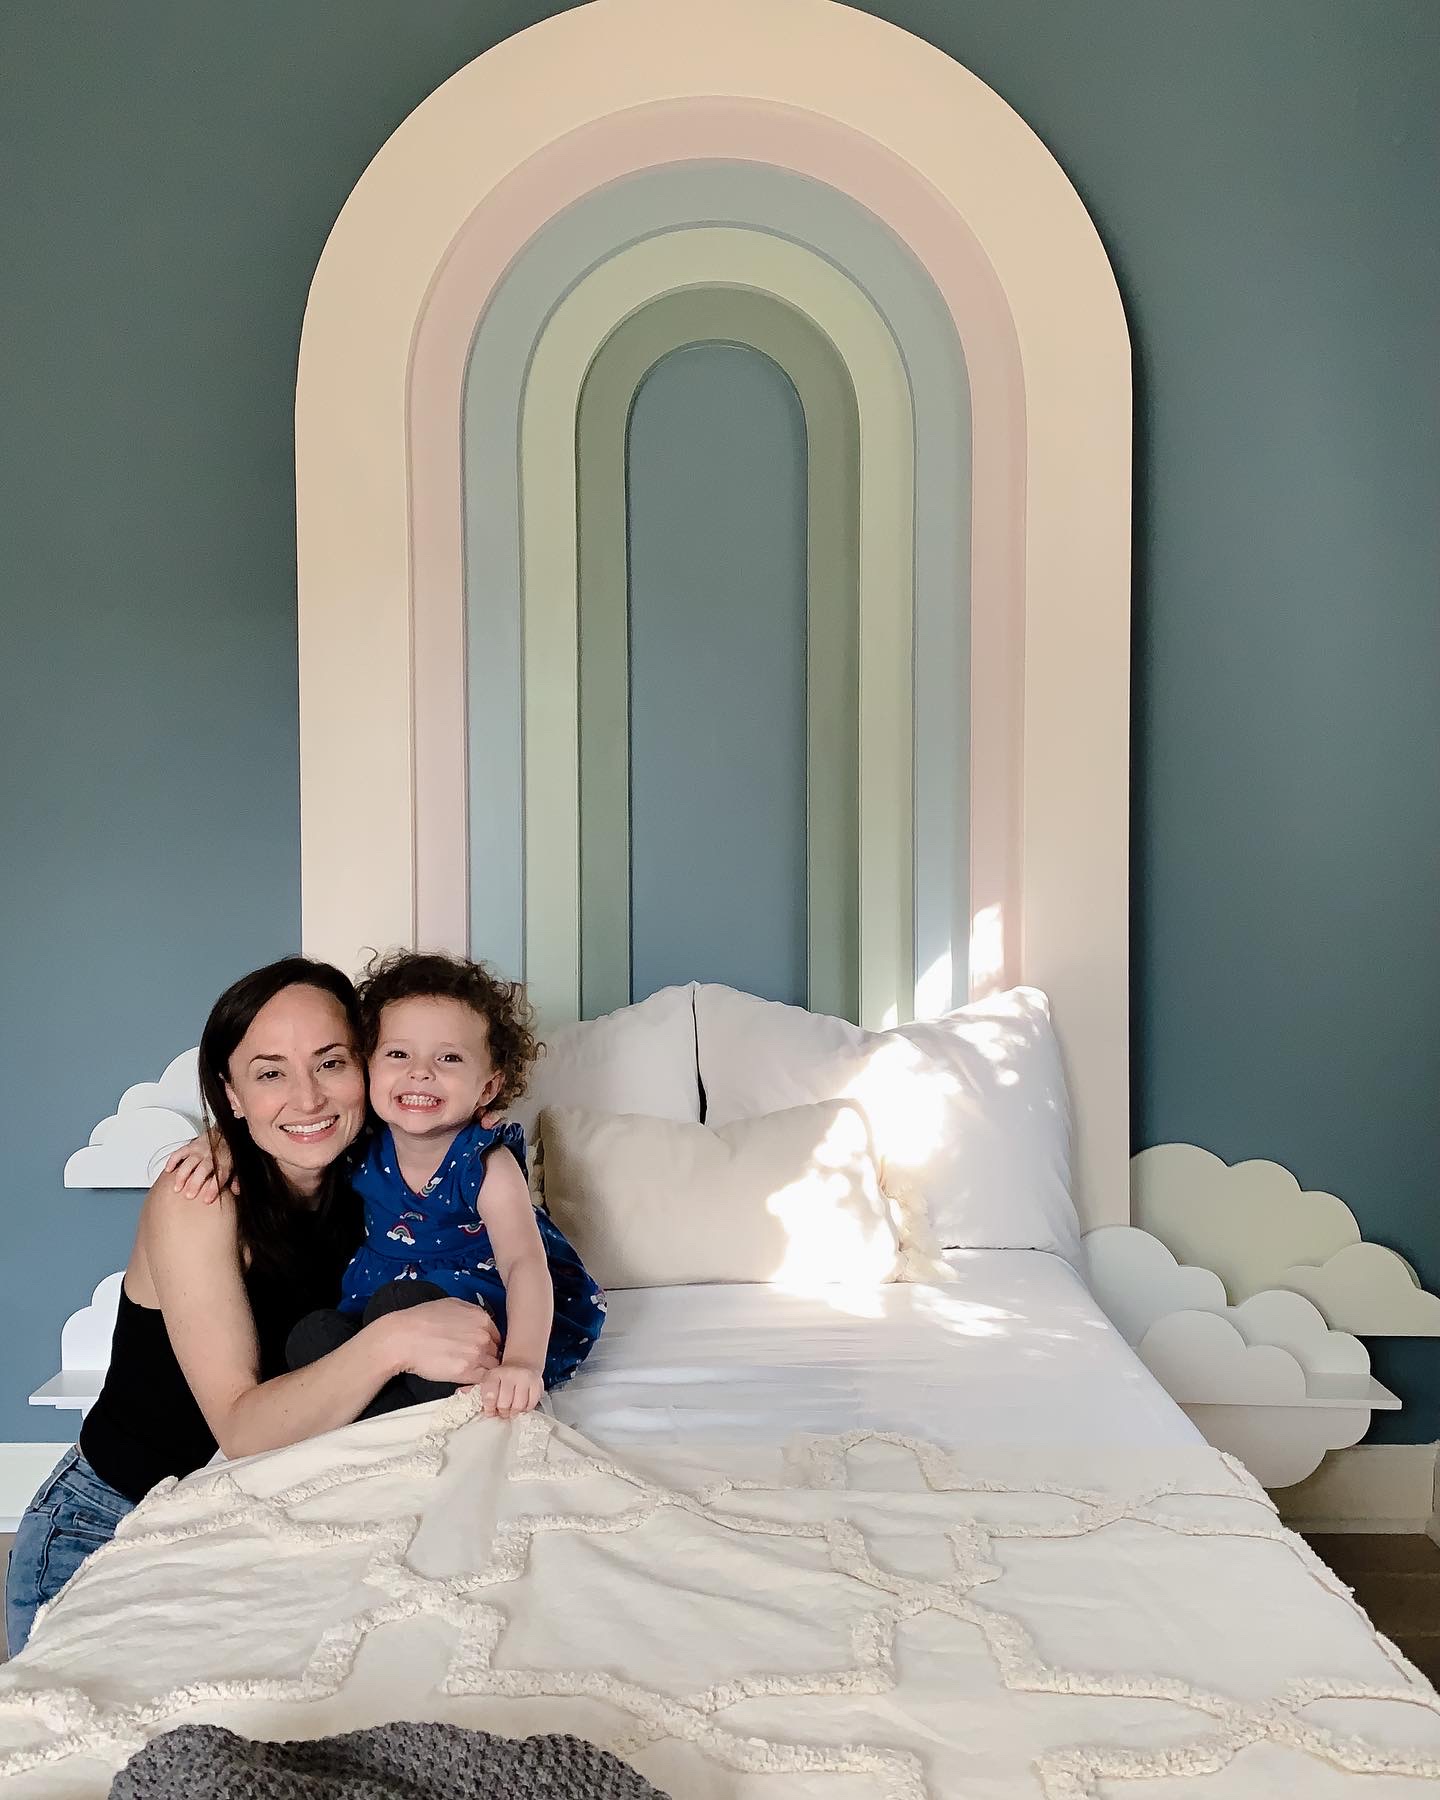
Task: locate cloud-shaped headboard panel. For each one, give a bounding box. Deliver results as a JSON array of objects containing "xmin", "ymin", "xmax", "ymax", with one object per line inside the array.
[
  {"xmin": 1131, "ymin": 1144, "xmax": 1440, "ymax": 1336},
  {"xmin": 64, "ymin": 1049, "xmax": 202, "ymax": 1188}
]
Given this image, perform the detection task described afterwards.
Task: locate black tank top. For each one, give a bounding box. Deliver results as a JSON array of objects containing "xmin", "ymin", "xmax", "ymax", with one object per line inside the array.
[{"xmin": 81, "ymin": 1209, "xmax": 355, "ymax": 1505}]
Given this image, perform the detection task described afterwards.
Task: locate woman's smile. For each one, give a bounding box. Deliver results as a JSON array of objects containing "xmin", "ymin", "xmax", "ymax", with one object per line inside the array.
[{"xmin": 279, "ymin": 1114, "xmax": 341, "ymax": 1140}]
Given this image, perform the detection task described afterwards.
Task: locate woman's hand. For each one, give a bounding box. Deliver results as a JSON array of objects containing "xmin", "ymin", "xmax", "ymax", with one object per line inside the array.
[
  {"xmin": 386, "ymin": 1298, "xmax": 502, "ymax": 1385},
  {"xmin": 162, "ymin": 1133, "xmax": 235, "ymax": 1204},
  {"xmin": 478, "ymin": 1364, "xmax": 544, "ymax": 1420}
]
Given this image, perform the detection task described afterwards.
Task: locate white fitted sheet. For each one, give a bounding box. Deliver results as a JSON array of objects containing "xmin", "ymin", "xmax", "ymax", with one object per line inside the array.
[{"xmin": 552, "ymin": 1248, "xmax": 1203, "ymax": 1453}]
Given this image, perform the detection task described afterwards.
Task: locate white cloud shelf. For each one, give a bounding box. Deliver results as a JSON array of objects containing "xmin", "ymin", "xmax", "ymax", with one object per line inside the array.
[
  {"xmin": 1084, "ymin": 1195, "xmax": 1415, "ymax": 1489},
  {"xmin": 65, "ymin": 1049, "xmax": 203, "ymax": 1189}
]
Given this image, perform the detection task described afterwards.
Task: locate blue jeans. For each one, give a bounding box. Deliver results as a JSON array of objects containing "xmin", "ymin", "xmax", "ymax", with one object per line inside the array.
[{"xmin": 4, "ymin": 1448, "xmax": 133, "ymax": 1658}]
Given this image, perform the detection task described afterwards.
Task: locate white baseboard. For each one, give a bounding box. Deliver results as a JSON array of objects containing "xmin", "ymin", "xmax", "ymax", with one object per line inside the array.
[
  {"xmin": 0, "ymin": 1443, "xmax": 68, "ymax": 1534},
  {"xmin": 1275, "ymin": 1441, "xmax": 1439, "ymax": 1534}
]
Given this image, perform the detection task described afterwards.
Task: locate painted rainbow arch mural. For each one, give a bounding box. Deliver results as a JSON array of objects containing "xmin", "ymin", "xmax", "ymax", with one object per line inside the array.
[{"xmin": 295, "ymin": 0, "xmax": 1132, "ymax": 1225}]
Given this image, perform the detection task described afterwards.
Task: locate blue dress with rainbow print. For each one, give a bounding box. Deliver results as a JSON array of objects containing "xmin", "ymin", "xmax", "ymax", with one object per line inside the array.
[{"xmin": 338, "ymin": 1121, "xmax": 605, "ymax": 1387}]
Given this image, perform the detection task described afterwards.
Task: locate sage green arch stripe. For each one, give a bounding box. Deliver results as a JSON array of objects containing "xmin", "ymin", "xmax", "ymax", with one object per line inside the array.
[
  {"xmin": 519, "ymin": 224, "xmax": 913, "ymax": 1029},
  {"xmin": 575, "ymin": 284, "xmax": 862, "ymax": 1022},
  {"xmin": 462, "ymin": 162, "xmax": 968, "ymax": 1014}
]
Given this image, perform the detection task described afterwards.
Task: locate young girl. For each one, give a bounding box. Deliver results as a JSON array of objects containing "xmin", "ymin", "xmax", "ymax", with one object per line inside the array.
[{"xmin": 287, "ymin": 950, "xmax": 605, "ymax": 1419}]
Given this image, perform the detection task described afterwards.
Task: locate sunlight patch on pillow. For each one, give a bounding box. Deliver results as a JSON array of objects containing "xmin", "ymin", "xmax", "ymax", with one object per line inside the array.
[{"xmin": 538, "ymin": 1101, "xmax": 903, "ymax": 1291}]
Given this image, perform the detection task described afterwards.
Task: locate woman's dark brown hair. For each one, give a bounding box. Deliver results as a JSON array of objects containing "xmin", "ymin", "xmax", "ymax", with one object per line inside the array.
[
  {"xmin": 356, "ymin": 950, "xmax": 540, "ymax": 1109},
  {"xmin": 197, "ymin": 956, "xmax": 363, "ymax": 1283}
]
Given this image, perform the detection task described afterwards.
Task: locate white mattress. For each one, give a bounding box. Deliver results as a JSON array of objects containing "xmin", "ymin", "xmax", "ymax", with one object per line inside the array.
[{"xmin": 552, "ymin": 1248, "xmax": 1202, "ymax": 1452}]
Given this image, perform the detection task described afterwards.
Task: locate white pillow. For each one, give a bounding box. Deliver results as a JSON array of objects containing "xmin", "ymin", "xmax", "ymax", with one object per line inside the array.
[
  {"xmin": 694, "ymin": 985, "xmax": 1079, "ymax": 1262},
  {"xmin": 539, "ymin": 1100, "xmax": 902, "ymax": 1290},
  {"xmin": 509, "ymin": 984, "xmax": 701, "ymax": 1148}
]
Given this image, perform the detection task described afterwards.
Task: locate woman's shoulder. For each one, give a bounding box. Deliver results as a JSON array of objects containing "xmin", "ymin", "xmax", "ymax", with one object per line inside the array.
[
  {"xmin": 140, "ymin": 1170, "xmax": 242, "ymax": 1243},
  {"xmin": 134, "ymin": 1175, "xmax": 245, "ymax": 1294}
]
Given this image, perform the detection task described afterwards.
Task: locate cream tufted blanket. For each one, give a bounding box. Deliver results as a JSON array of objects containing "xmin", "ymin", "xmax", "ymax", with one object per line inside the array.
[{"xmin": 0, "ymin": 1392, "xmax": 1437, "ymax": 1798}]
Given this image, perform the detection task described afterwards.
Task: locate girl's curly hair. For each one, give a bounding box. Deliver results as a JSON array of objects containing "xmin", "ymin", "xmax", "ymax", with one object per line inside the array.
[{"xmin": 356, "ymin": 949, "xmax": 540, "ymax": 1109}]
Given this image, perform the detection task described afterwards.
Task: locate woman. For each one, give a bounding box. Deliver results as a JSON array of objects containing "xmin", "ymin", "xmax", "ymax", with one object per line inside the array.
[{"xmin": 4, "ymin": 957, "xmax": 500, "ymax": 1657}]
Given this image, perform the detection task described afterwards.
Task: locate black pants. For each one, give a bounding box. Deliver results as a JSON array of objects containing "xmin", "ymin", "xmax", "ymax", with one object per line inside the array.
[{"xmin": 287, "ymin": 1280, "xmax": 481, "ymax": 1419}]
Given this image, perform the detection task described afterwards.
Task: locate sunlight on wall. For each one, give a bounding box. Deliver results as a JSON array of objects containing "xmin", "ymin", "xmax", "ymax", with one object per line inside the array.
[
  {"xmin": 969, "ymin": 902, "xmax": 1004, "ymax": 994},
  {"xmin": 913, "ymin": 949, "xmax": 953, "ymax": 1020}
]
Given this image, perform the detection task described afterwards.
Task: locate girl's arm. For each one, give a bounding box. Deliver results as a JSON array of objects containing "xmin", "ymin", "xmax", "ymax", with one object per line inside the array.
[
  {"xmin": 139, "ymin": 1177, "xmax": 499, "ymax": 1459},
  {"xmin": 476, "ymin": 1147, "xmax": 553, "ymax": 1400}
]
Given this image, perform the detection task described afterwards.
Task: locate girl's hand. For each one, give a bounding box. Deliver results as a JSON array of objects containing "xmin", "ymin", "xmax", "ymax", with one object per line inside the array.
[
  {"xmin": 162, "ymin": 1133, "xmax": 235, "ymax": 1205},
  {"xmin": 478, "ymin": 1363, "xmax": 543, "ymax": 1420}
]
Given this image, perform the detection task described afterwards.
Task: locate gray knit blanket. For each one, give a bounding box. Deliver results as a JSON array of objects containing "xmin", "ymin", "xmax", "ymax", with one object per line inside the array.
[{"xmin": 109, "ymin": 1722, "xmax": 672, "ymax": 1799}]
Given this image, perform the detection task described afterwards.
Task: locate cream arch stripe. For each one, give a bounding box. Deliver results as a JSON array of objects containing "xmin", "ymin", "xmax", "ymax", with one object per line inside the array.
[
  {"xmin": 519, "ymin": 226, "xmax": 914, "ymax": 1029},
  {"xmin": 453, "ymin": 158, "xmax": 970, "ymax": 1003},
  {"xmin": 574, "ymin": 283, "xmax": 863, "ymax": 1021},
  {"xmin": 303, "ymin": 0, "xmax": 1130, "ymax": 1221},
  {"xmin": 407, "ymin": 101, "xmax": 1015, "ymax": 995}
]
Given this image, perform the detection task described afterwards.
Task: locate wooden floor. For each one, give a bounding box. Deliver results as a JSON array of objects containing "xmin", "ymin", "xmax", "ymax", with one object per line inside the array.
[
  {"xmin": 2, "ymin": 1531, "xmax": 1436, "ymax": 1677},
  {"xmin": 1305, "ymin": 1533, "xmax": 1440, "ymax": 1685}
]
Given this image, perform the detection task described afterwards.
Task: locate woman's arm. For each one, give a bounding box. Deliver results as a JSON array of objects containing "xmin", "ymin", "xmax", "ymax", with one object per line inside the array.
[
  {"xmin": 477, "ymin": 1148, "xmax": 553, "ymax": 1390},
  {"xmin": 162, "ymin": 1106, "xmax": 504, "ymax": 1207},
  {"xmin": 139, "ymin": 1179, "xmax": 499, "ymax": 1459}
]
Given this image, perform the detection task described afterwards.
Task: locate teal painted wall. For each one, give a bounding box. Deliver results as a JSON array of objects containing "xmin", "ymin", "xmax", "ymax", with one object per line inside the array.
[
  {"xmin": 627, "ymin": 345, "xmax": 810, "ymax": 1008},
  {"xmin": 2, "ymin": 1, "xmax": 1435, "ymax": 1444}
]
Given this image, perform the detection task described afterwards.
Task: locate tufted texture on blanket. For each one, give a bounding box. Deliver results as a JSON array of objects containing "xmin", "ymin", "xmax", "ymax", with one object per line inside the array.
[
  {"xmin": 6, "ymin": 1398, "xmax": 1433, "ymax": 1797},
  {"xmin": 109, "ymin": 1721, "xmax": 672, "ymax": 1800}
]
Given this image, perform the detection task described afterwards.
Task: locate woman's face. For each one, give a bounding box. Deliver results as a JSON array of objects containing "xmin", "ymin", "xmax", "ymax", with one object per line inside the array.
[{"xmin": 223, "ymin": 984, "xmax": 367, "ymax": 1194}]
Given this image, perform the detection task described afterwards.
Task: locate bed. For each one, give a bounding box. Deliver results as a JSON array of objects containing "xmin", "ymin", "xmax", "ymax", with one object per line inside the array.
[
  {"xmin": 3, "ymin": 1243, "xmax": 1438, "ymax": 1797},
  {"xmin": 4, "ymin": 980, "xmax": 1438, "ymax": 1796}
]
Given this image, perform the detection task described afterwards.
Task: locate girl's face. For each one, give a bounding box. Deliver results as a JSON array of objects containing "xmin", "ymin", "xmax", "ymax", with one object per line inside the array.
[
  {"xmin": 368, "ymin": 994, "xmax": 504, "ymax": 1145},
  {"xmin": 223, "ymin": 984, "xmax": 367, "ymax": 1194}
]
